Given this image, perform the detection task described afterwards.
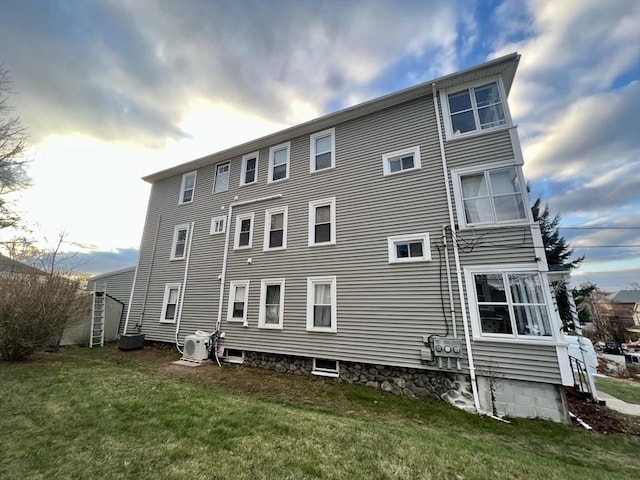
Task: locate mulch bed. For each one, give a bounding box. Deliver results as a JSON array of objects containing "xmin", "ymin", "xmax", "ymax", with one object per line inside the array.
[{"xmin": 566, "ymin": 389, "xmax": 640, "ymax": 436}]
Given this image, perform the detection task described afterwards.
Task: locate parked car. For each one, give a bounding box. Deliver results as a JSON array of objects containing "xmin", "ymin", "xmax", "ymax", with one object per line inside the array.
[
  {"xmin": 603, "ymin": 342, "xmax": 622, "ymax": 355},
  {"xmin": 625, "ymin": 352, "xmax": 640, "ymax": 374},
  {"xmin": 622, "ymin": 341, "xmax": 640, "ymax": 352}
]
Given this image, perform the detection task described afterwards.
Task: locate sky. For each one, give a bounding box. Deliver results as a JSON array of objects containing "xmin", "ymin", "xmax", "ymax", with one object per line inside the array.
[{"xmin": 0, "ymin": 0, "xmax": 638, "ymax": 291}]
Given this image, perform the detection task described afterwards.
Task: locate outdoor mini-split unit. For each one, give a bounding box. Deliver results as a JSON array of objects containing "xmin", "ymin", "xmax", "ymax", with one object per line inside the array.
[{"xmin": 182, "ymin": 334, "xmax": 210, "ymax": 362}]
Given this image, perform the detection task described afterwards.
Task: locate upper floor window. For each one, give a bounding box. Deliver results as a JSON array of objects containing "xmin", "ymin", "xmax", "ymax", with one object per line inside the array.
[
  {"xmin": 310, "ymin": 128, "xmax": 335, "ymax": 172},
  {"xmin": 387, "ymin": 233, "xmax": 431, "ymax": 263},
  {"xmin": 213, "ymin": 162, "xmax": 230, "ymax": 193},
  {"xmin": 268, "ymin": 142, "xmax": 290, "ymax": 183},
  {"xmin": 210, "ymin": 216, "xmax": 226, "ymax": 235},
  {"xmin": 240, "ymin": 152, "xmax": 258, "ymax": 186},
  {"xmin": 263, "ymin": 206, "xmax": 288, "ymax": 251},
  {"xmin": 170, "ymin": 224, "xmax": 189, "ymax": 260},
  {"xmin": 179, "ymin": 171, "xmax": 196, "ymax": 204},
  {"xmin": 160, "ymin": 283, "xmax": 181, "ymax": 323},
  {"xmin": 465, "ymin": 267, "xmax": 553, "ymax": 341},
  {"xmin": 306, "ymin": 276, "xmax": 337, "ymax": 333},
  {"xmin": 234, "ymin": 213, "xmax": 254, "ymax": 249},
  {"xmin": 258, "ymin": 279, "xmax": 285, "ymax": 329},
  {"xmin": 452, "ymin": 163, "xmax": 528, "ymax": 228},
  {"xmin": 382, "ymin": 146, "xmax": 421, "ymax": 176},
  {"xmin": 441, "ymin": 78, "xmax": 511, "ymax": 140},
  {"xmin": 308, "ymin": 197, "xmax": 336, "ymax": 247},
  {"xmin": 227, "ymin": 280, "xmax": 249, "ymax": 323}
]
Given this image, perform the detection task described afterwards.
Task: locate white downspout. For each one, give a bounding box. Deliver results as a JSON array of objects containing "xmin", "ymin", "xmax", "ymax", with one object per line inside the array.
[
  {"xmin": 432, "ymin": 83, "xmax": 481, "ymax": 413},
  {"xmin": 175, "ymin": 221, "xmax": 195, "ymax": 352}
]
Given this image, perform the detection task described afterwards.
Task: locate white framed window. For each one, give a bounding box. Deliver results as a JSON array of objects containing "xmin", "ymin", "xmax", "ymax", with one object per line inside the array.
[
  {"xmin": 224, "ymin": 349, "xmax": 245, "ymax": 364},
  {"xmin": 387, "ymin": 233, "xmax": 431, "ymax": 263},
  {"xmin": 310, "ymin": 128, "xmax": 335, "ymax": 173},
  {"xmin": 227, "ymin": 280, "xmax": 249, "ymax": 323},
  {"xmin": 382, "ymin": 146, "xmax": 421, "ymax": 176},
  {"xmin": 258, "ymin": 279, "xmax": 285, "ymax": 330},
  {"xmin": 160, "ymin": 283, "xmax": 181, "ymax": 323},
  {"xmin": 179, "ymin": 171, "xmax": 197, "ymax": 204},
  {"xmin": 440, "ymin": 77, "xmax": 511, "ymax": 140},
  {"xmin": 268, "ymin": 142, "xmax": 290, "ymax": 183},
  {"xmin": 210, "ymin": 216, "xmax": 226, "ymax": 235},
  {"xmin": 306, "ymin": 276, "xmax": 337, "ymax": 333},
  {"xmin": 308, "ymin": 197, "xmax": 336, "ymax": 247},
  {"xmin": 213, "ymin": 162, "xmax": 230, "ymax": 193},
  {"xmin": 312, "ymin": 358, "xmax": 339, "ymax": 377},
  {"xmin": 464, "ymin": 265, "xmax": 555, "ymax": 341},
  {"xmin": 234, "ymin": 213, "xmax": 254, "ymax": 249},
  {"xmin": 263, "ymin": 206, "xmax": 288, "ymax": 251},
  {"xmin": 240, "ymin": 152, "xmax": 258, "ymax": 186},
  {"xmin": 170, "ymin": 224, "xmax": 190, "ymax": 260},
  {"xmin": 452, "ymin": 162, "xmax": 529, "ymax": 228}
]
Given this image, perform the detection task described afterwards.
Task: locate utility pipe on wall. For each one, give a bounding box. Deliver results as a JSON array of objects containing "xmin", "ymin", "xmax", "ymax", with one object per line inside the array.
[{"xmin": 174, "ymin": 221, "xmax": 195, "ymax": 352}]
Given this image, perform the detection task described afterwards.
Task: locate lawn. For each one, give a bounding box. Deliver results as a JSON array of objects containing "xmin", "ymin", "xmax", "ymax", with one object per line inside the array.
[
  {"xmin": 1, "ymin": 345, "xmax": 639, "ymax": 480},
  {"xmin": 596, "ymin": 376, "xmax": 640, "ymax": 405}
]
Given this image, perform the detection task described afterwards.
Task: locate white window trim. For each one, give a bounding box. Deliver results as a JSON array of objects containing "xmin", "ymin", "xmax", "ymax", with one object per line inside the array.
[
  {"xmin": 179, "ymin": 171, "xmax": 197, "ymax": 205},
  {"xmin": 309, "ymin": 128, "xmax": 336, "ymax": 173},
  {"xmin": 382, "ymin": 146, "xmax": 422, "ymax": 176},
  {"xmin": 387, "ymin": 233, "xmax": 432, "ymax": 263},
  {"xmin": 312, "ymin": 358, "xmax": 340, "ymax": 378},
  {"xmin": 451, "ymin": 160, "xmax": 532, "ymax": 229},
  {"xmin": 440, "ymin": 76, "xmax": 513, "ymax": 141},
  {"xmin": 258, "ymin": 278, "xmax": 285, "ymax": 330},
  {"xmin": 306, "ymin": 276, "xmax": 337, "ymax": 333},
  {"xmin": 160, "ymin": 283, "xmax": 181, "ymax": 323},
  {"xmin": 210, "ymin": 216, "xmax": 227, "ymax": 235},
  {"xmin": 268, "ymin": 142, "xmax": 290, "ymax": 184},
  {"xmin": 227, "ymin": 280, "xmax": 250, "ymax": 323},
  {"xmin": 240, "ymin": 151, "xmax": 259, "ymax": 187},
  {"xmin": 213, "ymin": 162, "xmax": 231, "ymax": 193},
  {"xmin": 308, "ymin": 197, "xmax": 336, "ymax": 247},
  {"xmin": 263, "ymin": 206, "xmax": 288, "ymax": 252},
  {"xmin": 463, "ymin": 264, "xmax": 560, "ymax": 344},
  {"xmin": 234, "ymin": 212, "xmax": 254, "ymax": 250},
  {"xmin": 170, "ymin": 224, "xmax": 190, "ymax": 261}
]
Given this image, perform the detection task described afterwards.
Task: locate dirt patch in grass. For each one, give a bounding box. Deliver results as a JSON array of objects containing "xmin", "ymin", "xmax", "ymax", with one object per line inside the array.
[{"xmin": 566, "ymin": 390, "xmax": 640, "ymax": 436}]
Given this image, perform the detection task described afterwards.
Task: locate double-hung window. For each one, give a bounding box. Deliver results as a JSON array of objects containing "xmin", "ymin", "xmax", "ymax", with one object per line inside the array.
[
  {"xmin": 240, "ymin": 152, "xmax": 258, "ymax": 186},
  {"xmin": 179, "ymin": 171, "xmax": 196, "ymax": 204},
  {"xmin": 452, "ymin": 163, "xmax": 528, "ymax": 228},
  {"xmin": 227, "ymin": 281, "xmax": 249, "ymax": 323},
  {"xmin": 387, "ymin": 233, "xmax": 431, "ymax": 263},
  {"xmin": 268, "ymin": 142, "xmax": 290, "ymax": 183},
  {"xmin": 308, "ymin": 197, "xmax": 336, "ymax": 246},
  {"xmin": 258, "ymin": 279, "xmax": 285, "ymax": 329},
  {"xmin": 310, "ymin": 128, "xmax": 335, "ymax": 172},
  {"xmin": 160, "ymin": 283, "xmax": 181, "ymax": 323},
  {"xmin": 170, "ymin": 224, "xmax": 189, "ymax": 260},
  {"xmin": 234, "ymin": 213, "xmax": 254, "ymax": 249},
  {"xmin": 382, "ymin": 146, "xmax": 421, "ymax": 176},
  {"xmin": 306, "ymin": 276, "xmax": 337, "ymax": 333},
  {"xmin": 213, "ymin": 162, "xmax": 230, "ymax": 193},
  {"xmin": 466, "ymin": 267, "xmax": 553, "ymax": 340},
  {"xmin": 442, "ymin": 79, "xmax": 510, "ymax": 139},
  {"xmin": 263, "ymin": 206, "xmax": 288, "ymax": 251}
]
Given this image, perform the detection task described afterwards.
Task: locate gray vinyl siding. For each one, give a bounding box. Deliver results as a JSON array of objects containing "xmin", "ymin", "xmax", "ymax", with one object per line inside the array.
[
  {"xmin": 87, "ymin": 267, "xmax": 135, "ymax": 335},
  {"xmin": 128, "ymin": 82, "xmax": 561, "ymax": 384}
]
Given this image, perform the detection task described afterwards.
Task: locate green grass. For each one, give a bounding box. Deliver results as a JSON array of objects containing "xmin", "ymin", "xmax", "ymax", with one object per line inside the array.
[
  {"xmin": 1, "ymin": 346, "xmax": 639, "ymax": 480},
  {"xmin": 596, "ymin": 376, "xmax": 640, "ymax": 405}
]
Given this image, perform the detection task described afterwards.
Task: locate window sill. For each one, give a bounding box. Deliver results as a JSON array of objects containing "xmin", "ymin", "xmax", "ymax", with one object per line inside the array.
[
  {"xmin": 457, "ymin": 221, "xmax": 533, "ymax": 231},
  {"xmin": 267, "ymin": 177, "xmax": 289, "ymax": 185},
  {"xmin": 308, "ymin": 241, "xmax": 336, "ymax": 248},
  {"xmin": 383, "ymin": 167, "xmax": 421, "ymax": 177},
  {"xmin": 258, "ymin": 324, "xmax": 283, "ymax": 330},
  {"xmin": 472, "ymin": 335, "xmax": 561, "ymax": 346},
  {"xmin": 445, "ymin": 124, "xmax": 516, "ymax": 143},
  {"xmin": 263, "ymin": 247, "xmax": 287, "ymax": 252},
  {"xmin": 178, "ymin": 201, "xmax": 194, "ymax": 206},
  {"xmin": 159, "ymin": 320, "xmax": 176, "ymax": 324},
  {"xmin": 239, "ymin": 181, "xmax": 257, "ymax": 188},
  {"xmin": 310, "ymin": 166, "xmax": 335, "ymax": 175},
  {"xmin": 389, "ymin": 258, "xmax": 430, "ymax": 264},
  {"xmin": 226, "ymin": 318, "xmax": 246, "ymax": 323},
  {"xmin": 312, "ymin": 370, "xmax": 339, "ymax": 378},
  {"xmin": 233, "ymin": 246, "xmax": 252, "ymax": 251},
  {"xmin": 306, "ymin": 327, "xmax": 337, "ymax": 334},
  {"xmin": 169, "ymin": 257, "xmax": 186, "ymax": 262}
]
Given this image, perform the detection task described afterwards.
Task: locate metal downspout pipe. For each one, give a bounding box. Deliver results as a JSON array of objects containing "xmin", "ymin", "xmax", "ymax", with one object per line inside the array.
[
  {"xmin": 174, "ymin": 221, "xmax": 195, "ymax": 353},
  {"xmin": 432, "ymin": 83, "xmax": 482, "ymax": 414}
]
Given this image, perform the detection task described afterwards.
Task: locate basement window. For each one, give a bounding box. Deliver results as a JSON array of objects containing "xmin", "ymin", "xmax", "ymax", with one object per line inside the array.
[
  {"xmin": 312, "ymin": 358, "xmax": 339, "ymax": 377},
  {"xmin": 224, "ymin": 349, "xmax": 245, "ymax": 364}
]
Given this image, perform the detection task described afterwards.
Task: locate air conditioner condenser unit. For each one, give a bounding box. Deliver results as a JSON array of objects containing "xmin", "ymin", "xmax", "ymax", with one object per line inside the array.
[{"xmin": 182, "ymin": 334, "xmax": 210, "ymax": 362}]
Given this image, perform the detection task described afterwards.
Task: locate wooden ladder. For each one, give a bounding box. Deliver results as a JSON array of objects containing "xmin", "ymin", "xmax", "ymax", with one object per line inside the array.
[{"xmin": 90, "ymin": 283, "xmax": 106, "ymax": 347}]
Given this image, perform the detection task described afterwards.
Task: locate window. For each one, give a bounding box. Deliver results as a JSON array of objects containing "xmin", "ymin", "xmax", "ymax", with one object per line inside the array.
[
  {"xmin": 452, "ymin": 164, "xmax": 528, "ymax": 228},
  {"xmin": 263, "ymin": 206, "xmax": 288, "ymax": 251},
  {"xmin": 213, "ymin": 162, "xmax": 230, "ymax": 193},
  {"xmin": 308, "ymin": 197, "xmax": 336, "ymax": 246},
  {"xmin": 234, "ymin": 213, "xmax": 254, "ymax": 249},
  {"xmin": 210, "ymin": 216, "xmax": 226, "ymax": 235},
  {"xmin": 312, "ymin": 358, "xmax": 339, "ymax": 377},
  {"xmin": 306, "ymin": 276, "xmax": 337, "ymax": 333},
  {"xmin": 466, "ymin": 267, "xmax": 553, "ymax": 340},
  {"xmin": 160, "ymin": 283, "xmax": 181, "ymax": 323},
  {"xmin": 240, "ymin": 152, "xmax": 258, "ymax": 186},
  {"xmin": 179, "ymin": 171, "xmax": 196, "ymax": 204},
  {"xmin": 387, "ymin": 233, "xmax": 431, "ymax": 263},
  {"xmin": 382, "ymin": 146, "xmax": 421, "ymax": 176},
  {"xmin": 224, "ymin": 349, "xmax": 245, "ymax": 364},
  {"xmin": 170, "ymin": 224, "xmax": 189, "ymax": 260},
  {"xmin": 441, "ymin": 79, "xmax": 510, "ymax": 139},
  {"xmin": 268, "ymin": 142, "xmax": 290, "ymax": 183},
  {"xmin": 258, "ymin": 279, "xmax": 285, "ymax": 329},
  {"xmin": 227, "ymin": 281, "xmax": 249, "ymax": 323},
  {"xmin": 310, "ymin": 128, "xmax": 335, "ymax": 172}
]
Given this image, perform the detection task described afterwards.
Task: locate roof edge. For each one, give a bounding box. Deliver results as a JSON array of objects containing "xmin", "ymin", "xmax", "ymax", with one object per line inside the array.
[{"xmin": 88, "ymin": 265, "xmax": 136, "ymax": 281}]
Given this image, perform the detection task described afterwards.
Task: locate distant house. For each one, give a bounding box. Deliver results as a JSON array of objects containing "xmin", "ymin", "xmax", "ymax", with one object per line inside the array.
[
  {"xmin": 123, "ymin": 53, "xmax": 575, "ymax": 423},
  {"xmin": 608, "ymin": 290, "xmax": 640, "ymax": 334},
  {"xmin": 0, "ymin": 254, "xmax": 47, "ymax": 277}
]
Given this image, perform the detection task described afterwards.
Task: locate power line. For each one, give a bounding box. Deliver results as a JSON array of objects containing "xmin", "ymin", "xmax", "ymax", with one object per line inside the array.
[{"xmin": 560, "ymin": 226, "xmax": 640, "ymax": 230}]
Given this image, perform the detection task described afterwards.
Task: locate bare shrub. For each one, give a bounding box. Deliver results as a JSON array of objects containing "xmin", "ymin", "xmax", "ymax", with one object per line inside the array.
[{"xmin": 0, "ymin": 273, "xmax": 91, "ymax": 361}]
